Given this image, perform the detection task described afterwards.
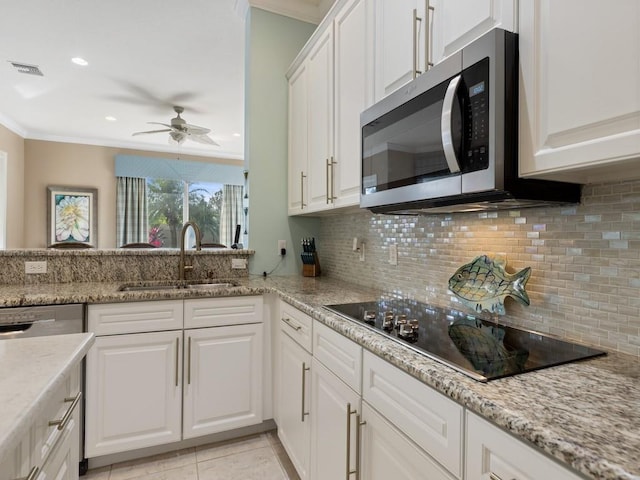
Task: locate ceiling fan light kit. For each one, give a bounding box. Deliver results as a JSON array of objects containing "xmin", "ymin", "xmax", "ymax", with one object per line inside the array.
[{"xmin": 132, "ymin": 106, "xmax": 219, "ymax": 147}]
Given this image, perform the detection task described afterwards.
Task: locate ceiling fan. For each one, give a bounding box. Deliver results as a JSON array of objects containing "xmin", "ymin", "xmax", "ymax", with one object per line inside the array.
[{"xmin": 132, "ymin": 106, "xmax": 219, "ymax": 146}]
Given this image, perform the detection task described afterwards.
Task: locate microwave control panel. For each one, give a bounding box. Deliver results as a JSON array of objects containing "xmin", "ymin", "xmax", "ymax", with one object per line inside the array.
[{"xmin": 462, "ymin": 58, "xmax": 490, "ymax": 173}]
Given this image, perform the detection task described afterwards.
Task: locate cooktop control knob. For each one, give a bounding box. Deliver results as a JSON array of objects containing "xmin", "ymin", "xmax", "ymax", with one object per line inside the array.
[{"xmin": 363, "ymin": 310, "xmax": 377, "ymax": 325}]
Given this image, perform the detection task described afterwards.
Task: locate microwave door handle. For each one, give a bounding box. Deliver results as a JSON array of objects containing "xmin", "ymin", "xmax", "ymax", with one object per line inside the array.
[{"xmin": 441, "ymin": 74, "xmax": 462, "ymax": 173}]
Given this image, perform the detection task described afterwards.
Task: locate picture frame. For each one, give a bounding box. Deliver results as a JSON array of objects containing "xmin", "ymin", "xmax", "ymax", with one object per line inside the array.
[{"xmin": 47, "ymin": 186, "xmax": 98, "ymax": 247}]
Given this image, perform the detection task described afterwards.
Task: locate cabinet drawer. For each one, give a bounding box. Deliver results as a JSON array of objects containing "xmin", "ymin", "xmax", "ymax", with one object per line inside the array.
[
  {"xmin": 31, "ymin": 365, "xmax": 80, "ymax": 469},
  {"xmin": 184, "ymin": 296, "xmax": 263, "ymax": 329},
  {"xmin": 362, "ymin": 352, "xmax": 463, "ymax": 478},
  {"xmin": 313, "ymin": 320, "xmax": 362, "ymax": 393},
  {"xmin": 466, "ymin": 411, "xmax": 582, "ymax": 480},
  {"xmin": 88, "ymin": 301, "xmax": 183, "ymax": 335},
  {"xmin": 279, "ymin": 301, "xmax": 313, "ymax": 353}
]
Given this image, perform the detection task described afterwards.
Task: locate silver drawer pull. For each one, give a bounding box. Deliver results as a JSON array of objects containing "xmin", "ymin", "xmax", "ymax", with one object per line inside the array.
[
  {"xmin": 282, "ymin": 317, "xmax": 302, "ymax": 331},
  {"xmin": 48, "ymin": 391, "xmax": 81, "ymax": 430},
  {"xmin": 489, "ymin": 473, "xmax": 514, "ymax": 480},
  {"xmin": 18, "ymin": 466, "xmax": 39, "ymax": 480}
]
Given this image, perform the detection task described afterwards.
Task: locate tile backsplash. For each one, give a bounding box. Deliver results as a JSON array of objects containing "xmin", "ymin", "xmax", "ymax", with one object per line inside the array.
[{"xmin": 318, "ymin": 180, "xmax": 640, "ymax": 357}]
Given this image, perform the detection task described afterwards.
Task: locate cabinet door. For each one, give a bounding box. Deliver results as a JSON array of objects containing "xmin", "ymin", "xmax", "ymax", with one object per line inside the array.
[
  {"xmin": 288, "ymin": 62, "xmax": 309, "ymax": 215},
  {"xmin": 183, "ymin": 323, "xmax": 263, "ymax": 439},
  {"xmin": 310, "ymin": 358, "xmax": 361, "ymax": 480},
  {"xmin": 519, "ymin": 0, "xmax": 640, "ymax": 183},
  {"xmin": 372, "ymin": 0, "xmax": 425, "ymax": 101},
  {"xmin": 465, "ymin": 411, "xmax": 582, "ymax": 480},
  {"xmin": 85, "ymin": 331, "xmax": 182, "ymax": 457},
  {"xmin": 37, "ymin": 399, "xmax": 80, "ymax": 480},
  {"xmin": 431, "ymin": 0, "xmax": 517, "ymax": 64},
  {"xmin": 361, "ymin": 402, "xmax": 456, "ymax": 480},
  {"xmin": 307, "ymin": 26, "xmax": 335, "ymax": 211},
  {"xmin": 362, "ymin": 352, "xmax": 463, "ymax": 478},
  {"xmin": 334, "ymin": 0, "xmax": 369, "ymax": 208},
  {"xmin": 277, "ymin": 331, "xmax": 312, "ymax": 480}
]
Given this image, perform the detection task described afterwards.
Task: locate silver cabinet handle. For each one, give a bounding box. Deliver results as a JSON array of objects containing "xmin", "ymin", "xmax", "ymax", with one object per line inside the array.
[
  {"xmin": 441, "ymin": 74, "xmax": 462, "ymax": 173},
  {"xmin": 18, "ymin": 466, "xmax": 39, "ymax": 480},
  {"xmin": 175, "ymin": 337, "xmax": 180, "ymax": 387},
  {"xmin": 425, "ymin": 1, "xmax": 434, "ymax": 69},
  {"xmin": 48, "ymin": 391, "xmax": 81, "ymax": 430},
  {"xmin": 413, "ymin": 9, "xmax": 422, "ymax": 78},
  {"xmin": 326, "ymin": 158, "xmax": 331, "ymax": 204},
  {"xmin": 346, "ymin": 403, "xmax": 358, "ymax": 480},
  {"xmin": 355, "ymin": 413, "xmax": 366, "ymax": 480},
  {"xmin": 301, "ymin": 362, "xmax": 310, "ymax": 422},
  {"xmin": 187, "ymin": 336, "xmax": 192, "ymax": 385},
  {"xmin": 300, "ymin": 171, "xmax": 307, "ymax": 209},
  {"xmin": 282, "ymin": 316, "xmax": 302, "ymax": 331},
  {"xmin": 329, "ymin": 157, "xmax": 337, "ymax": 202}
]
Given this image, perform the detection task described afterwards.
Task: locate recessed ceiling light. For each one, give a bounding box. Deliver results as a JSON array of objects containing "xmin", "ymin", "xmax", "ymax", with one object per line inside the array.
[
  {"xmin": 233, "ymin": 133, "xmax": 241, "ymax": 137},
  {"xmin": 105, "ymin": 116, "xmax": 117, "ymax": 122},
  {"xmin": 71, "ymin": 57, "xmax": 88, "ymax": 66}
]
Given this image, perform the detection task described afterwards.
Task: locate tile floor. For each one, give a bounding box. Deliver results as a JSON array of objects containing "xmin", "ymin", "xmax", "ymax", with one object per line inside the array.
[{"xmin": 84, "ymin": 431, "xmax": 301, "ymax": 480}]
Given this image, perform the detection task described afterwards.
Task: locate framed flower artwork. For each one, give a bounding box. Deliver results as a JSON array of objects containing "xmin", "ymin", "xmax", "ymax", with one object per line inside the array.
[{"xmin": 47, "ymin": 186, "xmax": 98, "ymax": 248}]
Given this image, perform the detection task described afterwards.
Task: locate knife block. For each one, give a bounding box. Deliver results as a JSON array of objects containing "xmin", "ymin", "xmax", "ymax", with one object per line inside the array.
[{"xmin": 302, "ymin": 252, "xmax": 321, "ymax": 277}]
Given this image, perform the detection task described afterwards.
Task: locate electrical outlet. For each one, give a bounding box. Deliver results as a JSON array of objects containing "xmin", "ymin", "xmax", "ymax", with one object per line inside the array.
[
  {"xmin": 231, "ymin": 258, "xmax": 247, "ymax": 269},
  {"xmin": 278, "ymin": 240, "xmax": 286, "ymax": 255},
  {"xmin": 25, "ymin": 261, "xmax": 47, "ymax": 274},
  {"xmin": 389, "ymin": 244, "xmax": 398, "ymax": 265}
]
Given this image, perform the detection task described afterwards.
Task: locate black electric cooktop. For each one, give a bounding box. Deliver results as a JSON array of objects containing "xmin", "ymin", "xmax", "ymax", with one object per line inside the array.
[{"xmin": 324, "ymin": 299, "xmax": 606, "ymax": 382}]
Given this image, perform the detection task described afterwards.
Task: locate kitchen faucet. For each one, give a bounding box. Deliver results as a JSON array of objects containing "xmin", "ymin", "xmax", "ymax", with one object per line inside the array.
[{"xmin": 179, "ymin": 221, "xmax": 202, "ymax": 280}]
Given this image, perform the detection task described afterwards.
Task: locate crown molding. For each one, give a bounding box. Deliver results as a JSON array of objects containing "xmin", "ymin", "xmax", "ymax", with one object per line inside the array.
[{"xmin": 0, "ymin": 113, "xmax": 27, "ymax": 138}]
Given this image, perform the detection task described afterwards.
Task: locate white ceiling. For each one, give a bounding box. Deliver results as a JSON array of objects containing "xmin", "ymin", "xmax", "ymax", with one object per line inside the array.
[{"xmin": 0, "ymin": 0, "xmax": 329, "ymax": 160}]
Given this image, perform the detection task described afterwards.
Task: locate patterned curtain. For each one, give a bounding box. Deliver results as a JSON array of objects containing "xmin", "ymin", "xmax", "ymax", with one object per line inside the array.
[
  {"xmin": 116, "ymin": 177, "xmax": 148, "ymax": 246},
  {"xmin": 220, "ymin": 185, "xmax": 244, "ymax": 247}
]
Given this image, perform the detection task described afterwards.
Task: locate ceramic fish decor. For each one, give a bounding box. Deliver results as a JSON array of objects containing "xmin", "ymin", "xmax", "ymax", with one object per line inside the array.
[{"xmin": 448, "ymin": 255, "xmax": 531, "ymax": 315}]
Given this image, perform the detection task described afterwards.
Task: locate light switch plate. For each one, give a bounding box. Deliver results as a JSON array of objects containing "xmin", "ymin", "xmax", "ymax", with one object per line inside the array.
[{"xmin": 389, "ymin": 244, "xmax": 398, "ymax": 265}]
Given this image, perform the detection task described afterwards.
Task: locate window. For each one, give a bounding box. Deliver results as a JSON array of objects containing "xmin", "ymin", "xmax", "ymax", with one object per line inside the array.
[
  {"xmin": 115, "ymin": 155, "xmax": 246, "ymax": 249},
  {"xmin": 147, "ymin": 179, "xmax": 223, "ymax": 248}
]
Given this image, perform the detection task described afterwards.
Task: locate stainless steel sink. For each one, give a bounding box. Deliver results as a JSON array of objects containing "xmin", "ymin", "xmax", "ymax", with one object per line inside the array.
[{"xmin": 119, "ymin": 280, "xmax": 238, "ymax": 292}]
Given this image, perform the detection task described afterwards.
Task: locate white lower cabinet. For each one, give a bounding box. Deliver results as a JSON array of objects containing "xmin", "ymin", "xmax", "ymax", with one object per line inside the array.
[
  {"xmin": 362, "ymin": 351, "xmax": 463, "ymax": 478},
  {"xmin": 360, "ymin": 402, "xmax": 455, "ymax": 480},
  {"xmin": 183, "ymin": 323, "xmax": 263, "ymax": 439},
  {"xmin": 466, "ymin": 411, "xmax": 582, "ymax": 480},
  {"xmin": 85, "ymin": 297, "xmax": 264, "ymax": 459},
  {"xmin": 309, "ymin": 358, "xmax": 361, "ymax": 480},
  {"xmin": 85, "ymin": 330, "xmax": 183, "ymax": 457},
  {"xmin": 277, "ymin": 330, "xmax": 312, "ymax": 480}
]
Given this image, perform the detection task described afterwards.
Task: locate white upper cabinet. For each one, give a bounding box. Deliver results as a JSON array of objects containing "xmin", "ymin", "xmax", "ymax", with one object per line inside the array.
[
  {"xmin": 372, "ymin": 0, "xmax": 430, "ymax": 101},
  {"xmin": 518, "ymin": 0, "xmax": 640, "ymax": 183},
  {"xmin": 287, "ymin": 0, "xmax": 371, "ymax": 215},
  {"xmin": 371, "ymin": 0, "xmax": 518, "ymax": 101},
  {"xmin": 431, "ymin": 0, "xmax": 518, "ymax": 64},
  {"xmin": 333, "ymin": 0, "xmax": 370, "ymax": 208},
  {"xmin": 307, "ymin": 26, "xmax": 335, "ymax": 211}
]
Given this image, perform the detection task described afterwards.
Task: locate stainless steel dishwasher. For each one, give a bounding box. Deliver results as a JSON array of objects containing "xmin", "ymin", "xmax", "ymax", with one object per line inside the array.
[{"xmin": 0, "ymin": 304, "xmax": 89, "ymax": 475}]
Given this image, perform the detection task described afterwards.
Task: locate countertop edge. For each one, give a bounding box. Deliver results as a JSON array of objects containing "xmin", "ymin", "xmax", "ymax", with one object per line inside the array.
[{"xmin": 0, "ymin": 332, "xmax": 95, "ymax": 465}]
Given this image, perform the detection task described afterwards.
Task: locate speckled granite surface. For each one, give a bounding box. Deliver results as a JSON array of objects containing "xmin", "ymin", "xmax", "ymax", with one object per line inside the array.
[
  {"xmin": 0, "ymin": 333, "xmax": 94, "ymax": 465},
  {"xmin": 0, "ymin": 276, "xmax": 637, "ymax": 480}
]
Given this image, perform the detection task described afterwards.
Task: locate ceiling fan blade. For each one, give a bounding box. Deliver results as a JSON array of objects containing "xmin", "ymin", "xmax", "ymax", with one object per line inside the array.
[
  {"xmin": 183, "ymin": 123, "xmax": 211, "ymax": 135},
  {"xmin": 147, "ymin": 122, "xmax": 175, "ymax": 129},
  {"xmin": 188, "ymin": 133, "xmax": 220, "ymax": 146},
  {"xmin": 132, "ymin": 129, "xmax": 172, "ymax": 136}
]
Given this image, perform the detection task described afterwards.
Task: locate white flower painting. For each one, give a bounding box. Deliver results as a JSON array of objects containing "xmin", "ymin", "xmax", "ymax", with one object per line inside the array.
[
  {"xmin": 47, "ymin": 186, "xmax": 98, "ymax": 247},
  {"xmin": 55, "ymin": 195, "xmax": 90, "ymax": 242}
]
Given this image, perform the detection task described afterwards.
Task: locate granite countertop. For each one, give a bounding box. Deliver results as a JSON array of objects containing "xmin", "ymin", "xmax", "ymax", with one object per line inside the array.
[
  {"xmin": 0, "ymin": 332, "xmax": 95, "ymax": 465},
  {"xmin": 0, "ymin": 277, "xmax": 637, "ymax": 479}
]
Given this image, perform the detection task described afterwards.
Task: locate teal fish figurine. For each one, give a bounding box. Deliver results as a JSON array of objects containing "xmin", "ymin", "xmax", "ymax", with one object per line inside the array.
[{"xmin": 448, "ymin": 255, "xmax": 531, "ymax": 315}]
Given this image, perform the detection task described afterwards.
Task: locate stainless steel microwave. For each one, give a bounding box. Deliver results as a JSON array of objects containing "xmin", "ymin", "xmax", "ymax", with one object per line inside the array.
[{"xmin": 360, "ymin": 29, "xmax": 580, "ymax": 214}]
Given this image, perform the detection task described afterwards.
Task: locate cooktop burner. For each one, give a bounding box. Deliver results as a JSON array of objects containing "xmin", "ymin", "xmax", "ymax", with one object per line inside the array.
[{"xmin": 324, "ymin": 299, "xmax": 606, "ymax": 382}]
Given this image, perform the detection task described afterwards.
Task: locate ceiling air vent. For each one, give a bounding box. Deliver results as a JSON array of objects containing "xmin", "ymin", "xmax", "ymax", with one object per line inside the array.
[{"xmin": 9, "ymin": 61, "xmax": 43, "ymax": 76}]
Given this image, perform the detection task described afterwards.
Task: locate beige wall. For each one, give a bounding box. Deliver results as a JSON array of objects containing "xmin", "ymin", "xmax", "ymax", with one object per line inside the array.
[
  {"xmin": 24, "ymin": 140, "xmax": 242, "ymax": 248},
  {"xmin": 0, "ymin": 124, "xmax": 25, "ymax": 248}
]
